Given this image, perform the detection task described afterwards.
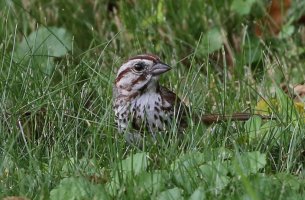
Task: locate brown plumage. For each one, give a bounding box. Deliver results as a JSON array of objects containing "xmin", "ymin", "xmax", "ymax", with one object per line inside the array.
[{"xmin": 113, "ymin": 54, "xmax": 273, "ymax": 144}]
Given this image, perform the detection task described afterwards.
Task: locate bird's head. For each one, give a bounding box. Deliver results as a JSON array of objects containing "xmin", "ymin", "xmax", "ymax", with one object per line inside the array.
[{"xmin": 115, "ymin": 54, "xmax": 171, "ymax": 96}]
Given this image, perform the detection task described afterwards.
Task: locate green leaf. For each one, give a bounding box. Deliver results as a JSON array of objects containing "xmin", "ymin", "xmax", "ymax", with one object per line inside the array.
[
  {"xmin": 199, "ymin": 160, "xmax": 230, "ymax": 193},
  {"xmin": 255, "ymin": 120, "xmax": 281, "ymax": 146},
  {"xmin": 274, "ymin": 173, "xmax": 301, "ymax": 191},
  {"xmin": 157, "ymin": 187, "xmax": 183, "ymax": 200},
  {"xmin": 189, "ymin": 186, "xmax": 206, "ymax": 200},
  {"xmin": 171, "ymin": 152, "xmax": 205, "ymax": 192},
  {"xmin": 232, "ymin": 151, "xmax": 266, "ymax": 176},
  {"xmin": 171, "ymin": 148, "xmax": 232, "ymax": 171},
  {"xmin": 279, "ymin": 25, "xmax": 295, "ymax": 39},
  {"xmin": 105, "ymin": 152, "xmax": 150, "ymax": 196},
  {"xmin": 136, "ymin": 170, "xmax": 169, "ymax": 196},
  {"xmin": 171, "ymin": 149, "xmax": 232, "ymax": 193},
  {"xmin": 15, "ymin": 27, "xmax": 72, "ymax": 75},
  {"xmin": 241, "ymin": 173, "xmax": 304, "ymax": 199},
  {"xmin": 171, "ymin": 151, "xmax": 206, "ymax": 170},
  {"xmin": 199, "ymin": 28, "xmax": 223, "ymax": 55},
  {"xmin": 16, "ymin": 27, "xmax": 72, "ymax": 58},
  {"xmin": 231, "ymin": 0, "xmax": 256, "ymax": 16},
  {"xmin": 50, "ymin": 177, "xmax": 109, "ymax": 200},
  {"xmin": 244, "ymin": 116, "xmax": 262, "ymax": 142},
  {"xmin": 121, "ymin": 152, "xmax": 149, "ymax": 175},
  {"xmin": 173, "ymin": 165, "xmax": 197, "ymax": 193}
]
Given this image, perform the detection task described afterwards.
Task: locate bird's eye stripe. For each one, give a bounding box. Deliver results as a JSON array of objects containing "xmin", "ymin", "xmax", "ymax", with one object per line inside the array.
[
  {"xmin": 115, "ymin": 68, "xmax": 131, "ymax": 83},
  {"xmin": 131, "ymin": 74, "xmax": 147, "ymax": 85}
]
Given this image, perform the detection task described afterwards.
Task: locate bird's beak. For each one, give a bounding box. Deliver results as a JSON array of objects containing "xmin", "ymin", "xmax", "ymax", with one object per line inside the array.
[{"xmin": 150, "ymin": 62, "xmax": 171, "ymax": 76}]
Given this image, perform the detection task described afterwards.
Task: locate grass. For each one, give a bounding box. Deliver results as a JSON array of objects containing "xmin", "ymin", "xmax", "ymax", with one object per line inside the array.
[{"xmin": 1, "ymin": 0, "xmax": 305, "ymax": 199}]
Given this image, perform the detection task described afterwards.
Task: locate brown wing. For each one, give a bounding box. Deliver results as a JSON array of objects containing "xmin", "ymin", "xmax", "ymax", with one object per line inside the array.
[{"xmin": 158, "ymin": 86, "xmax": 188, "ymax": 129}]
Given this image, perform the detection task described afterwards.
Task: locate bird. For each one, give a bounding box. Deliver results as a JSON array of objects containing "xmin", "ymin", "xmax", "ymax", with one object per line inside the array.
[{"xmin": 113, "ymin": 54, "xmax": 272, "ymax": 145}]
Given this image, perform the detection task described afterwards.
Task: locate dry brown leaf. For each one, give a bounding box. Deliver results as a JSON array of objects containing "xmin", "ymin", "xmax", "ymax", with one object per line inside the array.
[
  {"xmin": 293, "ymin": 83, "xmax": 305, "ymax": 102},
  {"xmin": 255, "ymin": 0, "xmax": 291, "ymax": 37}
]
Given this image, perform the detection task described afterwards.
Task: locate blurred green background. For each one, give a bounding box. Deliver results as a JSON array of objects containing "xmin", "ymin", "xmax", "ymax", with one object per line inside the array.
[{"xmin": 1, "ymin": 0, "xmax": 305, "ymax": 199}]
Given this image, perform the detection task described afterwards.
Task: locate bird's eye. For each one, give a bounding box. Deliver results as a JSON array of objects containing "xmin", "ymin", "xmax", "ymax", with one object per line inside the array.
[{"xmin": 133, "ymin": 63, "xmax": 145, "ymax": 72}]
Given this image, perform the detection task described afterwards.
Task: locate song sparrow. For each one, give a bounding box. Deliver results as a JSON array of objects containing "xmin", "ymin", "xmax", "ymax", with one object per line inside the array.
[
  {"xmin": 113, "ymin": 54, "xmax": 188, "ymax": 144},
  {"xmin": 113, "ymin": 54, "xmax": 272, "ymax": 144}
]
